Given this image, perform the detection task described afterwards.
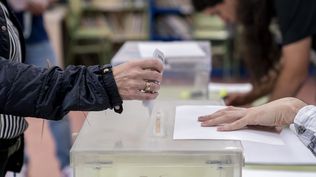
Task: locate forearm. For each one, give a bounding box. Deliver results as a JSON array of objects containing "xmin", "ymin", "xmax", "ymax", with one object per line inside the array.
[
  {"xmin": 269, "ymin": 67, "xmax": 307, "ymax": 101},
  {"xmin": 294, "ymin": 105, "xmax": 316, "ymax": 156},
  {"xmin": 270, "ymin": 37, "xmax": 311, "ymax": 101},
  {"xmin": 0, "ymin": 58, "xmax": 121, "ymax": 120}
]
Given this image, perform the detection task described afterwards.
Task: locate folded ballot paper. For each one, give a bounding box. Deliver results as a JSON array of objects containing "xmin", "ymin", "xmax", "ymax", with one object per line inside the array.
[{"xmin": 173, "ymin": 105, "xmax": 316, "ymax": 165}]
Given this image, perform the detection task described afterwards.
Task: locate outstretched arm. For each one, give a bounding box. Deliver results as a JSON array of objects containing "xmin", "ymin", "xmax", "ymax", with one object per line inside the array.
[
  {"xmin": 0, "ymin": 58, "xmax": 163, "ymax": 120},
  {"xmin": 0, "ymin": 58, "xmax": 120, "ymax": 120},
  {"xmin": 198, "ymin": 97, "xmax": 306, "ymax": 130},
  {"xmin": 199, "ymin": 97, "xmax": 316, "ymax": 155}
]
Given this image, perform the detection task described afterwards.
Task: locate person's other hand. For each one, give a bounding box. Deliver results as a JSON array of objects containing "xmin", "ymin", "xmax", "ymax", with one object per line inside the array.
[
  {"xmin": 198, "ymin": 97, "xmax": 307, "ymax": 131},
  {"xmin": 224, "ymin": 92, "xmax": 252, "ymax": 106},
  {"xmin": 112, "ymin": 59, "xmax": 163, "ymax": 100},
  {"xmin": 27, "ymin": 1, "xmax": 48, "ymax": 15}
]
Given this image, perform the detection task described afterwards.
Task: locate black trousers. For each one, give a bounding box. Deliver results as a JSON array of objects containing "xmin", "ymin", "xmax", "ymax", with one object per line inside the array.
[{"xmin": 0, "ymin": 136, "xmax": 24, "ymax": 177}]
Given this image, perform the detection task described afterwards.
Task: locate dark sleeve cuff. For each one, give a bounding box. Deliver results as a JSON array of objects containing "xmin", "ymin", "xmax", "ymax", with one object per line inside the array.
[{"xmin": 98, "ymin": 64, "xmax": 123, "ymax": 113}]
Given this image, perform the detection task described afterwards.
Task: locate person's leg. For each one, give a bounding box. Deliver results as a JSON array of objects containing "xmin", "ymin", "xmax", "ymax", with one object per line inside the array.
[
  {"xmin": 25, "ymin": 41, "xmax": 57, "ymax": 66},
  {"xmin": 49, "ymin": 116, "xmax": 72, "ymax": 170},
  {"xmin": 25, "ymin": 41, "xmax": 72, "ymax": 171}
]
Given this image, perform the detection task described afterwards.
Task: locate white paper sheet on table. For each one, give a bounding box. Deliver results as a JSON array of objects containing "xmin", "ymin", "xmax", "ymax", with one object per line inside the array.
[
  {"xmin": 174, "ymin": 105, "xmax": 316, "ymax": 165},
  {"xmin": 138, "ymin": 42, "xmax": 206, "ymax": 58},
  {"xmin": 243, "ymin": 169, "xmax": 316, "ymax": 177},
  {"xmin": 173, "ymin": 105, "xmax": 285, "ymax": 145}
]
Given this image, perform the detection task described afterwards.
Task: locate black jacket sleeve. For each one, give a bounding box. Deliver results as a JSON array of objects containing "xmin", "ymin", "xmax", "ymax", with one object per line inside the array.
[{"xmin": 0, "ymin": 57, "xmax": 122, "ymax": 120}]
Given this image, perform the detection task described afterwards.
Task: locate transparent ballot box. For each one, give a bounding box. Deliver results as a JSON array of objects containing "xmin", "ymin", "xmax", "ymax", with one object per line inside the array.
[
  {"xmin": 111, "ymin": 41, "xmax": 211, "ymax": 100},
  {"xmin": 71, "ymin": 101, "xmax": 244, "ymax": 177}
]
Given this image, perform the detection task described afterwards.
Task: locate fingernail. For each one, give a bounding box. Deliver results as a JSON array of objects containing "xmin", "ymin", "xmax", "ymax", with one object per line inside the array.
[{"xmin": 198, "ymin": 115, "xmax": 207, "ymax": 119}]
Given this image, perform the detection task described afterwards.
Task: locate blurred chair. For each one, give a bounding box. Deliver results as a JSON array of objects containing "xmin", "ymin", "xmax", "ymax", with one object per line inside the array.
[{"xmin": 65, "ymin": 0, "xmax": 112, "ymax": 66}]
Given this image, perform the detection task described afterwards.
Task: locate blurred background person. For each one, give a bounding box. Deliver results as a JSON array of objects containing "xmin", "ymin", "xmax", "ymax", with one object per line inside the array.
[
  {"xmin": 8, "ymin": 0, "xmax": 72, "ymax": 176},
  {"xmin": 193, "ymin": 0, "xmax": 316, "ymax": 106}
]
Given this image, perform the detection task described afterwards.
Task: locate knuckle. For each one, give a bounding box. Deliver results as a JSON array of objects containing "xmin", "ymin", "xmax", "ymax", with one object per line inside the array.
[
  {"xmin": 128, "ymin": 80, "xmax": 137, "ymax": 89},
  {"xmin": 147, "ymin": 59, "xmax": 156, "ymax": 66},
  {"xmin": 153, "ymin": 72, "xmax": 162, "ymax": 81},
  {"xmin": 157, "ymin": 73, "xmax": 163, "ymax": 81},
  {"xmin": 152, "ymin": 59, "xmax": 160, "ymax": 65},
  {"xmin": 227, "ymin": 106, "xmax": 235, "ymax": 110},
  {"xmin": 206, "ymin": 120, "xmax": 214, "ymax": 125},
  {"xmin": 157, "ymin": 62, "xmax": 163, "ymax": 70},
  {"xmin": 222, "ymin": 111, "xmax": 228, "ymax": 117},
  {"xmin": 135, "ymin": 70, "xmax": 142, "ymax": 77},
  {"xmin": 128, "ymin": 69, "xmax": 136, "ymax": 77}
]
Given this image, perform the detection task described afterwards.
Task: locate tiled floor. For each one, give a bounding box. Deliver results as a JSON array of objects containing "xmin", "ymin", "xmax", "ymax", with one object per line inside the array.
[{"xmin": 22, "ymin": 77, "xmax": 316, "ymax": 177}]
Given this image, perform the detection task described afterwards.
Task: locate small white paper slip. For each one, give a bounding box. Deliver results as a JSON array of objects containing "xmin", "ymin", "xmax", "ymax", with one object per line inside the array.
[
  {"xmin": 138, "ymin": 42, "xmax": 206, "ymax": 58},
  {"xmin": 142, "ymin": 49, "xmax": 166, "ymax": 117},
  {"xmin": 153, "ymin": 49, "xmax": 165, "ymax": 63},
  {"xmin": 173, "ymin": 105, "xmax": 285, "ymax": 145}
]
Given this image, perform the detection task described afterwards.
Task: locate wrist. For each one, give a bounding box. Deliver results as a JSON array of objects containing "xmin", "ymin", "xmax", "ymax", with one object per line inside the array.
[
  {"xmin": 99, "ymin": 64, "xmax": 123, "ymax": 113},
  {"xmin": 286, "ymin": 98, "xmax": 307, "ymax": 123}
]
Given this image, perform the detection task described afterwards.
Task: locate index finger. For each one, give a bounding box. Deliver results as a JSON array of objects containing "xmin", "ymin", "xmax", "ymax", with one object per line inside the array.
[
  {"xmin": 137, "ymin": 59, "xmax": 164, "ymax": 73},
  {"xmin": 198, "ymin": 107, "xmax": 233, "ymax": 122}
]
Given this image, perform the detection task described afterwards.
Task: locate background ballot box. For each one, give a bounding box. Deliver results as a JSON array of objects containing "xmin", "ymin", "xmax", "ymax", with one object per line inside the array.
[
  {"xmin": 111, "ymin": 41, "xmax": 211, "ymax": 100},
  {"xmin": 71, "ymin": 101, "xmax": 244, "ymax": 177}
]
